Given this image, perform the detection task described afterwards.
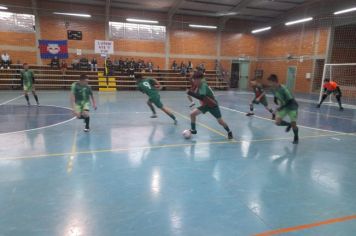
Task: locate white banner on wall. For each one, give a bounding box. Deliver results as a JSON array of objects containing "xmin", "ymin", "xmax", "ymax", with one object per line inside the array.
[{"xmin": 94, "ymin": 40, "xmax": 114, "ymax": 55}]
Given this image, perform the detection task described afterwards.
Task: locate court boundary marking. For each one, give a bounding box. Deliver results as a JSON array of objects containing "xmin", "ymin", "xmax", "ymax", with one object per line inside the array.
[
  {"xmin": 254, "ymin": 214, "xmax": 356, "ymax": 236},
  {"xmin": 0, "ymin": 94, "xmax": 23, "ymax": 106},
  {"xmin": 0, "ymin": 105, "xmax": 76, "ymax": 136},
  {"xmin": 0, "ymin": 131, "xmax": 351, "ymax": 161},
  {"xmin": 220, "ymin": 105, "xmax": 355, "ymax": 136}
]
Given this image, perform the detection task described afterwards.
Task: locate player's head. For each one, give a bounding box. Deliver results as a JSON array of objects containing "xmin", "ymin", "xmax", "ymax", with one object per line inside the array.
[
  {"xmin": 23, "ymin": 63, "xmax": 29, "ymax": 70},
  {"xmin": 79, "ymin": 74, "xmax": 89, "ymax": 85},
  {"xmin": 267, "ymin": 74, "xmax": 279, "ymax": 87},
  {"xmin": 324, "ymin": 78, "xmax": 330, "ymax": 83}
]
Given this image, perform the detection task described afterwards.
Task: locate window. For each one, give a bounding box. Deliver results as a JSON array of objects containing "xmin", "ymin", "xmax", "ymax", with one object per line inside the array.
[
  {"xmin": 109, "ymin": 21, "xmax": 166, "ymax": 41},
  {"xmin": 0, "ymin": 11, "xmax": 35, "ymax": 33}
]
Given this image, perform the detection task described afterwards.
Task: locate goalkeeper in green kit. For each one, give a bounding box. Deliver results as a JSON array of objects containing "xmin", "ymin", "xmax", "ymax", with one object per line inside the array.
[
  {"xmin": 268, "ymin": 74, "xmax": 299, "ymax": 144},
  {"xmin": 20, "ymin": 63, "xmax": 39, "ymax": 106},
  {"xmin": 135, "ymin": 72, "xmax": 177, "ymax": 124},
  {"xmin": 70, "ymin": 74, "xmax": 97, "ymax": 132}
]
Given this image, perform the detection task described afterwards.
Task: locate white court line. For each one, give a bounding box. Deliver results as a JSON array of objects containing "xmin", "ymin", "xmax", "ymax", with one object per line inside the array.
[
  {"xmin": 220, "ymin": 105, "xmax": 354, "ymax": 136},
  {"xmin": 0, "ymin": 105, "xmax": 76, "ymax": 136},
  {"xmin": 0, "ymin": 95, "xmax": 23, "ymax": 106}
]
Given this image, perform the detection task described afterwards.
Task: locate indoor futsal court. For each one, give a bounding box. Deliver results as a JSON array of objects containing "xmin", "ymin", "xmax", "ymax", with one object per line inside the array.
[{"xmin": 1, "ymin": 0, "xmax": 356, "ymax": 236}]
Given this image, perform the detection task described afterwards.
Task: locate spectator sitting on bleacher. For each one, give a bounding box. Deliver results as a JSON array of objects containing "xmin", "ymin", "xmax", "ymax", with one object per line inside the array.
[
  {"xmin": 128, "ymin": 64, "xmax": 135, "ymax": 77},
  {"xmin": 90, "ymin": 58, "xmax": 98, "ymax": 72},
  {"xmin": 188, "ymin": 61, "xmax": 193, "ymax": 72},
  {"xmin": 180, "ymin": 63, "xmax": 187, "ymax": 76},
  {"xmin": 147, "ymin": 61, "xmax": 153, "ymax": 73},
  {"xmin": 1, "ymin": 51, "xmax": 11, "ymax": 69},
  {"xmin": 61, "ymin": 60, "xmax": 68, "ymax": 75},
  {"xmin": 72, "ymin": 57, "xmax": 80, "ymax": 70},
  {"xmin": 79, "ymin": 57, "xmax": 90, "ymax": 70},
  {"xmin": 50, "ymin": 56, "xmax": 60, "ymax": 69},
  {"xmin": 172, "ymin": 60, "xmax": 177, "ymax": 71}
]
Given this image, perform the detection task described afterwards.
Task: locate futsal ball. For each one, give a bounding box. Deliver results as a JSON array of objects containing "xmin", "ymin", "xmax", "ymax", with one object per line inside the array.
[{"xmin": 182, "ymin": 129, "xmax": 192, "ymax": 139}]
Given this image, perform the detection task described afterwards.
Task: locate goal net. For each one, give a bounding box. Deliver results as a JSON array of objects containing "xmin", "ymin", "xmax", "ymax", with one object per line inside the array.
[{"xmin": 319, "ymin": 63, "xmax": 356, "ymax": 108}]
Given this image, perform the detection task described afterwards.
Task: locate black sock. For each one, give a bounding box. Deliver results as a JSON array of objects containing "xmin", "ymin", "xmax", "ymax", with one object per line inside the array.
[
  {"xmin": 249, "ymin": 104, "xmax": 254, "ymax": 112},
  {"xmin": 336, "ymin": 96, "xmax": 342, "ymax": 108},
  {"xmin": 169, "ymin": 113, "xmax": 176, "ymax": 120},
  {"xmin": 293, "ymin": 127, "xmax": 299, "ymax": 138},
  {"xmin": 269, "ymin": 109, "xmax": 274, "ymax": 113},
  {"xmin": 191, "ymin": 122, "xmax": 196, "ymax": 131},
  {"xmin": 278, "ymin": 120, "xmax": 290, "ymax": 126},
  {"xmin": 25, "ymin": 94, "xmax": 29, "ymax": 103},
  {"xmin": 85, "ymin": 117, "xmax": 90, "ymax": 129},
  {"xmin": 224, "ymin": 125, "xmax": 231, "ymax": 132},
  {"xmin": 319, "ymin": 94, "xmax": 327, "ymax": 105},
  {"xmin": 33, "ymin": 94, "xmax": 39, "ymax": 103},
  {"xmin": 148, "ymin": 103, "xmax": 156, "ymax": 114}
]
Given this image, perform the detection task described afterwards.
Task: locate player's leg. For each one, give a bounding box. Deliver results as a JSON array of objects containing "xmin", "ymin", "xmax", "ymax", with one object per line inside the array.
[
  {"xmin": 187, "ymin": 95, "xmax": 195, "ymax": 107},
  {"xmin": 147, "ymin": 100, "xmax": 157, "ymax": 118},
  {"xmin": 24, "ymin": 89, "xmax": 30, "ymax": 106},
  {"xmin": 288, "ymin": 110, "xmax": 299, "ymax": 144},
  {"xmin": 160, "ymin": 106, "xmax": 177, "ymax": 124},
  {"xmin": 317, "ymin": 91, "xmax": 330, "ymax": 108},
  {"xmin": 275, "ymin": 109, "xmax": 291, "ymax": 132},
  {"xmin": 246, "ymin": 99, "xmax": 256, "ymax": 116},
  {"xmin": 334, "ymin": 89, "xmax": 344, "ymax": 110},
  {"xmin": 189, "ymin": 108, "xmax": 202, "ymax": 134},
  {"xmin": 31, "ymin": 87, "xmax": 39, "ymax": 105},
  {"xmin": 260, "ymin": 97, "xmax": 275, "ymax": 119},
  {"xmin": 82, "ymin": 109, "xmax": 90, "ymax": 132},
  {"xmin": 210, "ymin": 106, "xmax": 233, "ymax": 139}
]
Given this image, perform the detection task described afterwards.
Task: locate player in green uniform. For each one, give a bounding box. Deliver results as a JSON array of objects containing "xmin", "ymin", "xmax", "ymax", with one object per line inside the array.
[
  {"xmin": 187, "ymin": 71, "xmax": 233, "ymax": 139},
  {"xmin": 246, "ymin": 79, "xmax": 275, "ymax": 119},
  {"xmin": 268, "ymin": 74, "xmax": 299, "ymax": 144},
  {"xmin": 70, "ymin": 74, "xmax": 97, "ymax": 132},
  {"xmin": 135, "ymin": 73, "xmax": 177, "ymax": 124},
  {"xmin": 20, "ymin": 63, "xmax": 39, "ymax": 106}
]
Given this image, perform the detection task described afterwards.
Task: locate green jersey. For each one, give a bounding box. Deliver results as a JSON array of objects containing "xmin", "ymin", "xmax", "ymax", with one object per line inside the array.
[
  {"xmin": 137, "ymin": 78, "xmax": 159, "ymax": 98},
  {"xmin": 71, "ymin": 82, "xmax": 93, "ymax": 104},
  {"xmin": 198, "ymin": 80, "xmax": 218, "ymax": 107},
  {"xmin": 20, "ymin": 69, "xmax": 35, "ymax": 87},
  {"xmin": 272, "ymin": 84, "xmax": 298, "ymax": 109}
]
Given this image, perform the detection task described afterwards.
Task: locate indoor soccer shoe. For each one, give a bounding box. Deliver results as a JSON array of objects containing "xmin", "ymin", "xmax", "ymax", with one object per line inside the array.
[
  {"xmin": 246, "ymin": 112, "xmax": 254, "ymax": 116},
  {"xmin": 84, "ymin": 128, "xmax": 90, "ymax": 132},
  {"xmin": 293, "ymin": 136, "xmax": 299, "ymax": 144},
  {"xmin": 150, "ymin": 114, "xmax": 158, "ymax": 118},
  {"xmin": 228, "ymin": 131, "xmax": 233, "ymax": 140},
  {"xmin": 189, "ymin": 129, "xmax": 197, "ymax": 134},
  {"xmin": 285, "ymin": 124, "xmax": 292, "ymax": 133}
]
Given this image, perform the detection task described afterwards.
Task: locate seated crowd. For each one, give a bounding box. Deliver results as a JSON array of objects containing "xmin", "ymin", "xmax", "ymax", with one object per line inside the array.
[{"xmin": 1, "ymin": 51, "xmax": 11, "ymax": 69}]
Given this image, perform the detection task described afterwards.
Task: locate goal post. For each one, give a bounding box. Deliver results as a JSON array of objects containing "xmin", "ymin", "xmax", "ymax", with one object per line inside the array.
[{"xmin": 319, "ymin": 63, "xmax": 356, "ymax": 107}]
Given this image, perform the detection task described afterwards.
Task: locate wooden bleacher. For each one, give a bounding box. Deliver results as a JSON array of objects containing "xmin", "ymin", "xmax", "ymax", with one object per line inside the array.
[{"xmin": 0, "ymin": 64, "xmax": 228, "ymax": 91}]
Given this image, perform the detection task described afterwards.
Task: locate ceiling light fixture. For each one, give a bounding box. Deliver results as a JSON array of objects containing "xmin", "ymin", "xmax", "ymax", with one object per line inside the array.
[
  {"xmin": 252, "ymin": 26, "xmax": 271, "ymax": 34},
  {"xmin": 53, "ymin": 12, "xmax": 91, "ymax": 18},
  {"xmin": 189, "ymin": 24, "xmax": 217, "ymax": 29},
  {"xmin": 285, "ymin": 17, "xmax": 313, "ymax": 26},
  {"xmin": 126, "ymin": 18, "xmax": 158, "ymax": 24},
  {"xmin": 334, "ymin": 7, "xmax": 356, "ymax": 15}
]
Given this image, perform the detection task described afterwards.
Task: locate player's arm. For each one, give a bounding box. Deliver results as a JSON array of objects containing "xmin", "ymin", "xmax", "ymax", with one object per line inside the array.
[
  {"xmin": 276, "ymin": 90, "xmax": 294, "ymax": 111},
  {"xmin": 151, "ymin": 78, "xmax": 161, "ymax": 89},
  {"xmin": 187, "ymin": 83, "xmax": 206, "ymax": 100},
  {"xmin": 256, "ymin": 92, "xmax": 266, "ymax": 101},
  {"xmin": 89, "ymin": 88, "xmax": 97, "ymax": 110}
]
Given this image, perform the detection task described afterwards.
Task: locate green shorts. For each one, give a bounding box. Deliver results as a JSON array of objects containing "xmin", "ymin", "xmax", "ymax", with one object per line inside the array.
[
  {"xmin": 75, "ymin": 102, "xmax": 90, "ymax": 113},
  {"xmin": 276, "ymin": 108, "xmax": 298, "ymax": 122},
  {"xmin": 23, "ymin": 84, "xmax": 34, "ymax": 92},
  {"xmin": 253, "ymin": 96, "xmax": 268, "ymax": 107},
  {"xmin": 198, "ymin": 105, "xmax": 222, "ymax": 119},
  {"xmin": 149, "ymin": 95, "xmax": 163, "ymax": 109}
]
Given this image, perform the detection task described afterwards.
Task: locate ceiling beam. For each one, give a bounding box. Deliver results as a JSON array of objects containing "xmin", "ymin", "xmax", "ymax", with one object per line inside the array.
[
  {"xmin": 105, "ymin": 0, "xmax": 111, "ymax": 39},
  {"xmin": 219, "ymin": 0, "xmax": 260, "ymax": 30},
  {"xmin": 168, "ymin": 0, "xmax": 185, "ymax": 27}
]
